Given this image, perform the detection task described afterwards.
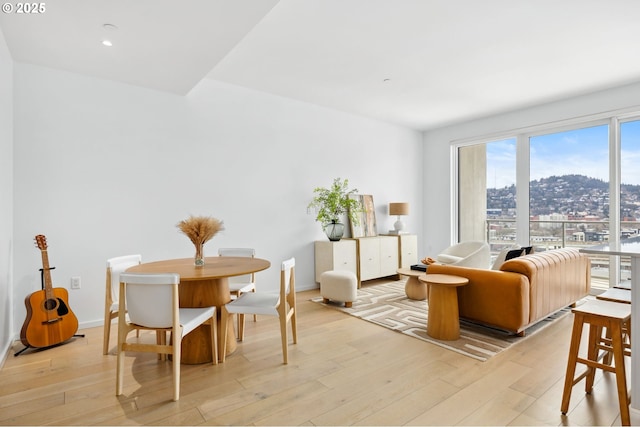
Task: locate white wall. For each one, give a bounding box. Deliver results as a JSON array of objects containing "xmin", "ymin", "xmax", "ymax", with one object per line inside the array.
[
  {"xmin": 11, "ymin": 63, "xmax": 423, "ymax": 334},
  {"xmin": 0, "ymin": 28, "xmax": 13, "ymax": 362},
  {"xmin": 422, "ymin": 82, "xmax": 640, "ymax": 255}
]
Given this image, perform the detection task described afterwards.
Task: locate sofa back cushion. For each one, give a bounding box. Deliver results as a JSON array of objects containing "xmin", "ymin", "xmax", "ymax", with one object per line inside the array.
[
  {"xmin": 505, "ymin": 248, "xmax": 526, "ymax": 261},
  {"xmin": 499, "ymin": 248, "xmax": 590, "ymax": 323},
  {"xmin": 491, "ymin": 247, "xmax": 516, "ymax": 270},
  {"xmin": 491, "ymin": 245, "xmax": 534, "ymax": 270}
]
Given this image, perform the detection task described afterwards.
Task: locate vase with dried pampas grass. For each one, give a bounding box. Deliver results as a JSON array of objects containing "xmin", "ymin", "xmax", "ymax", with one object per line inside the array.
[{"xmin": 177, "ymin": 215, "xmax": 224, "ymax": 266}]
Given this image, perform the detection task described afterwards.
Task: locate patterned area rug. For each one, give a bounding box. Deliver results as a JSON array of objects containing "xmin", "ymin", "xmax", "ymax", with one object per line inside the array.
[{"xmin": 312, "ymin": 279, "xmax": 571, "ymax": 362}]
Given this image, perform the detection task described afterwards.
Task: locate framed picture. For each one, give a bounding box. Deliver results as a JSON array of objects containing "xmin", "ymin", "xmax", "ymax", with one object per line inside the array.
[{"xmin": 349, "ymin": 194, "xmax": 377, "ymax": 237}]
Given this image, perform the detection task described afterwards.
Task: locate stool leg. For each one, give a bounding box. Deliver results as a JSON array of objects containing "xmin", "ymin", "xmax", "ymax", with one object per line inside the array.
[
  {"xmin": 611, "ymin": 321, "xmax": 630, "ymax": 426},
  {"xmin": 561, "ymin": 313, "xmax": 585, "ymax": 415},
  {"xmin": 585, "ymin": 323, "xmax": 602, "ymax": 394},
  {"xmin": 603, "ymin": 325, "xmax": 613, "ymax": 365},
  {"xmin": 624, "ymin": 319, "xmax": 631, "ymax": 347}
]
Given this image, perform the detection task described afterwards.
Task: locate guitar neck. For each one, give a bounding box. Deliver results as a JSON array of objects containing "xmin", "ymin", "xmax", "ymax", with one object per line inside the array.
[{"xmin": 40, "ymin": 249, "xmax": 54, "ymax": 299}]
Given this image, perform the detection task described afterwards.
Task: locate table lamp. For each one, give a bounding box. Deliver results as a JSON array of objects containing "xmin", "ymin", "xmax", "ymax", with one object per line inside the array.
[{"xmin": 389, "ymin": 202, "xmax": 409, "ymax": 234}]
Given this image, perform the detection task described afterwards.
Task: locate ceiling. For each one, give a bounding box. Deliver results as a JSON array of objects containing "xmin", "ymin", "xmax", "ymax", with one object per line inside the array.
[{"xmin": 2, "ymin": 0, "xmax": 640, "ymax": 131}]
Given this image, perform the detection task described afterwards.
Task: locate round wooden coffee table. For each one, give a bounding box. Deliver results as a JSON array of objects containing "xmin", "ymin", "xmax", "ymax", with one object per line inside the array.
[
  {"xmin": 397, "ymin": 267, "xmax": 428, "ymax": 300},
  {"xmin": 419, "ymin": 273, "xmax": 469, "ymax": 341}
]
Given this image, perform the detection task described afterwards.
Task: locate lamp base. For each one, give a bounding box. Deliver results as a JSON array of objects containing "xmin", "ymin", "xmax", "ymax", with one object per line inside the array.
[{"xmin": 391, "ymin": 217, "xmax": 407, "ymax": 235}]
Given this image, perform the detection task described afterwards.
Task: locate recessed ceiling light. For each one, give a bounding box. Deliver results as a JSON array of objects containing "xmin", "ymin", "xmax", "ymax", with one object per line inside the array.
[{"xmin": 102, "ymin": 40, "xmax": 113, "ymax": 47}]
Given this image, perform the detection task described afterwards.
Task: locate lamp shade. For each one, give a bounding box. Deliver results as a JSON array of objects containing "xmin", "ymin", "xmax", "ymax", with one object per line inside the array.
[{"xmin": 389, "ymin": 202, "xmax": 409, "ymax": 216}]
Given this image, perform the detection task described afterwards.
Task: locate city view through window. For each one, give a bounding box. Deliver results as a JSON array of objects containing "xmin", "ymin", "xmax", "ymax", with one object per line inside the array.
[{"xmin": 484, "ymin": 120, "xmax": 640, "ymax": 287}]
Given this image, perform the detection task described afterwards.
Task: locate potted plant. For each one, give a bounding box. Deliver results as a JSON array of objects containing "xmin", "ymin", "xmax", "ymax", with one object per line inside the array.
[{"xmin": 308, "ymin": 177, "xmax": 361, "ymax": 241}]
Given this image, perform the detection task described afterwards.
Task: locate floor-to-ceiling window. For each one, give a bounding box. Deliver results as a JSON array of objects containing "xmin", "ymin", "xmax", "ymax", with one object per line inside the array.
[
  {"xmin": 456, "ymin": 113, "xmax": 639, "ymax": 289},
  {"xmin": 528, "ymin": 124, "xmax": 610, "ymax": 287},
  {"xmin": 529, "ymin": 126, "xmax": 610, "ymax": 247},
  {"xmin": 619, "ymin": 118, "xmax": 640, "ymax": 283},
  {"xmin": 459, "ymin": 138, "xmax": 516, "ymax": 251}
]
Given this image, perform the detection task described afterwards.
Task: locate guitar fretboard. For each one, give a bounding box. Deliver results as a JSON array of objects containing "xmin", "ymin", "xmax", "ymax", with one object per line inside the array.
[{"xmin": 40, "ymin": 249, "xmax": 54, "ymax": 301}]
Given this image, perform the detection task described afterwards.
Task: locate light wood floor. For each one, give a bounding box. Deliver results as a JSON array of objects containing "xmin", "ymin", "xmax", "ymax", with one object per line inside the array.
[{"xmin": 0, "ymin": 283, "xmax": 632, "ymax": 426}]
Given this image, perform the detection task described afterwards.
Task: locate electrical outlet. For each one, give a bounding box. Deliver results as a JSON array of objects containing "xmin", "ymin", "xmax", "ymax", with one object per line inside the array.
[{"xmin": 71, "ymin": 276, "xmax": 81, "ymax": 289}]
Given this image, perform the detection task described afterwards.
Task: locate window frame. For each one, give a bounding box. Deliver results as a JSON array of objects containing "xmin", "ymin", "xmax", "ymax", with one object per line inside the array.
[{"xmin": 452, "ymin": 109, "xmax": 640, "ymax": 287}]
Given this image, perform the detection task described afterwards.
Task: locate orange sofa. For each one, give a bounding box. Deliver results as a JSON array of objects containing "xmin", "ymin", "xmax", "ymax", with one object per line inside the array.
[{"xmin": 426, "ymin": 248, "xmax": 590, "ymax": 335}]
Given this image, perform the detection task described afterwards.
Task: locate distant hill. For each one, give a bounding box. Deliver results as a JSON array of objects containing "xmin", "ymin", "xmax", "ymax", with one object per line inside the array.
[{"xmin": 487, "ymin": 174, "xmax": 640, "ymax": 219}]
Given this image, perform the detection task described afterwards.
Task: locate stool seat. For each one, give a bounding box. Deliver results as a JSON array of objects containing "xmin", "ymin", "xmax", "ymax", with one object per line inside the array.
[
  {"xmin": 596, "ymin": 288, "xmax": 631, "ymax": 304},
  {"xmin": 561, "ymin": 299, "xmax": 632, "ymax": 425},
  {"xmin": 320, "ymin": 270, "xmax": 357, "ymax": 308},
  {"xmin": 614, "ymin": 281, "xmax": 631, "ymax": 290}
]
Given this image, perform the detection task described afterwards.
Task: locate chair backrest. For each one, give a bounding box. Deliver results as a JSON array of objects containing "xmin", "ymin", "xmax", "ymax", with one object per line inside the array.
[
  {"xmin": 107, "ymin": 254, "xmax": 142, "ymax": 304},
  {"xmin": 218, "ymin": 248, "xmax": 255, "ymax": 284},
  {"xmin": 119, "ymin": 273, "xmax": 179, "ymax": 328},
  {"xmin": 451, "ymin": 242, "xmax": 490, "ymax": 268},
  {"xmin": 281, "ymin": 257, "xmax": 295, "ymax": 295},
  {"xmin": 437, "ymin": 241, "xmax": 490, "ymax": 268},
  {"xmin": 441, "ymin": 241, "xmax": 486, "ymax": 257}
]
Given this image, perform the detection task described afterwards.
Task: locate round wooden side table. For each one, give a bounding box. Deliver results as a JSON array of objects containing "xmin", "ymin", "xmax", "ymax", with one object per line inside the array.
[
  {"xmin": 419, "ymin": 273, "xmax": 469, "ymax": 341},
  {"xmin": 397, "ymin": 267, "xmax": 428, "ymax": 300}
]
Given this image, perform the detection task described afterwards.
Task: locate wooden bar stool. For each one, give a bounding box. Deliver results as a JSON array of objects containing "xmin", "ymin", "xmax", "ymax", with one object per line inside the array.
[
  {"xmin": 561, "ymin": 299, "xmax": 632, "ymax": 425},
  {"xmin": 595, "ymin": 288, "xmax": 631, "ymax": 365}
]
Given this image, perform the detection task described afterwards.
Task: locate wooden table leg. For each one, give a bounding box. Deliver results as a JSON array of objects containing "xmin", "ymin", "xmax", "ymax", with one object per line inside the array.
[
  {"xmin": 178, "ymin": 277, "xmax": 236, "ymax": 364},
  {"xmin": 427, "ymin": 284, "xmax": 461, "ymax": 340},
  {"xmin": 405, "ymin": 275, "xmax": 427, "ymax": 300}
]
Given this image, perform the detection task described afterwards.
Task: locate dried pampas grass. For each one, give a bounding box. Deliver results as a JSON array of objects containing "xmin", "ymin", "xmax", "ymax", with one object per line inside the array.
[{"xmin": 177, "ymin": 215, "xmax": 224, "ymax": 246}]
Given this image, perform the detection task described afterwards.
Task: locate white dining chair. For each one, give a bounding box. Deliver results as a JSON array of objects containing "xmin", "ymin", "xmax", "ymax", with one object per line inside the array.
[
  {"xmin": 103, "ymin": 254, "xmax": 141, "ymax": 355},
  {"xmin": 220, "ymin": 257, "xmax": 297, "ymax": 364},
  {"xmin": 218, "ymin": 248, "xmax": 257, "ymax": 333},
  {"xmin": 115, "ymin": 272, "xmax": 217, "ymax": 401}
]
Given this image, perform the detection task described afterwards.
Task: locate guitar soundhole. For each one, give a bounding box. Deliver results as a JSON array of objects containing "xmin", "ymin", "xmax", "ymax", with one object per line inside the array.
[{"xmin": 43, "ymin": 298, "xmax": 58, "ymax": 311}]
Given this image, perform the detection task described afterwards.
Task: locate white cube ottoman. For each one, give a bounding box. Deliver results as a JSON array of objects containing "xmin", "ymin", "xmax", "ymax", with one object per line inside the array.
[{"xmin": 320, "ymin": 270, "xmax": 357, "ymax": 308}]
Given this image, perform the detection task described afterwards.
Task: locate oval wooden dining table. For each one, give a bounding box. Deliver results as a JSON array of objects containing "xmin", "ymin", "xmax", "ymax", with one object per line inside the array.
[{"xmin": 125, "ymin": 256, "xmax": 270, "ymax": 364}]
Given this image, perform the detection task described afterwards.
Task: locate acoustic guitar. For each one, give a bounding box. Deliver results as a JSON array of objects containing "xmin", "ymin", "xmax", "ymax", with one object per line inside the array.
[{"xmin": 20, "ymin": 235, "xmax": 79, "ymax": 348}]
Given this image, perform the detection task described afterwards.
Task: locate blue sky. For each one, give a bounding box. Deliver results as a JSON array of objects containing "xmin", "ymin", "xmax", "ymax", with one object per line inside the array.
[{"xmin": 486, "ymin": 120, "xmax": 640, "ymax": 188}]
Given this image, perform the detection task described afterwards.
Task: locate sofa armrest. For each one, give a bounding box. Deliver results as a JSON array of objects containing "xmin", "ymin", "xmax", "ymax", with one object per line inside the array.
[{"xmin": 427, "ymin": 264, "xmax": 529, "ymax": 333}]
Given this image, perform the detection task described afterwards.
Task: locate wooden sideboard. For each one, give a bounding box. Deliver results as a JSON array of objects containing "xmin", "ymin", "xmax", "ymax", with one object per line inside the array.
[
  {"xmin": 314, "ymin": 239, "xmax": 357, "ymax": 283},
  {"xmin": 315, "ymin": 234, "xmax": 418, "ymax": 287},
  {"xmin": 394, "ymin": 234, "xmax": 419, "ymax": 269}
]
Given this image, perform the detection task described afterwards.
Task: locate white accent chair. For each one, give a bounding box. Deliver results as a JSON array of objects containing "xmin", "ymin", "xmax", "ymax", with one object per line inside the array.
[
  {"xmin": 104, "ymin": 254, "xmax": 141, "ymax": 355},
  {"xmin": 115, "ymin": 273, "xmax": 217, "ymax": 401},
  {"xmin": 436, "ymin": 241, "xmax": 491, "ymax": 268},
  {"xmin": 220, "ymin": 257, "xmax": 297, "ymax": 364},
  {"xmin": 218, "ymin": 248, "xmax": 257, "ymax": 332}
]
